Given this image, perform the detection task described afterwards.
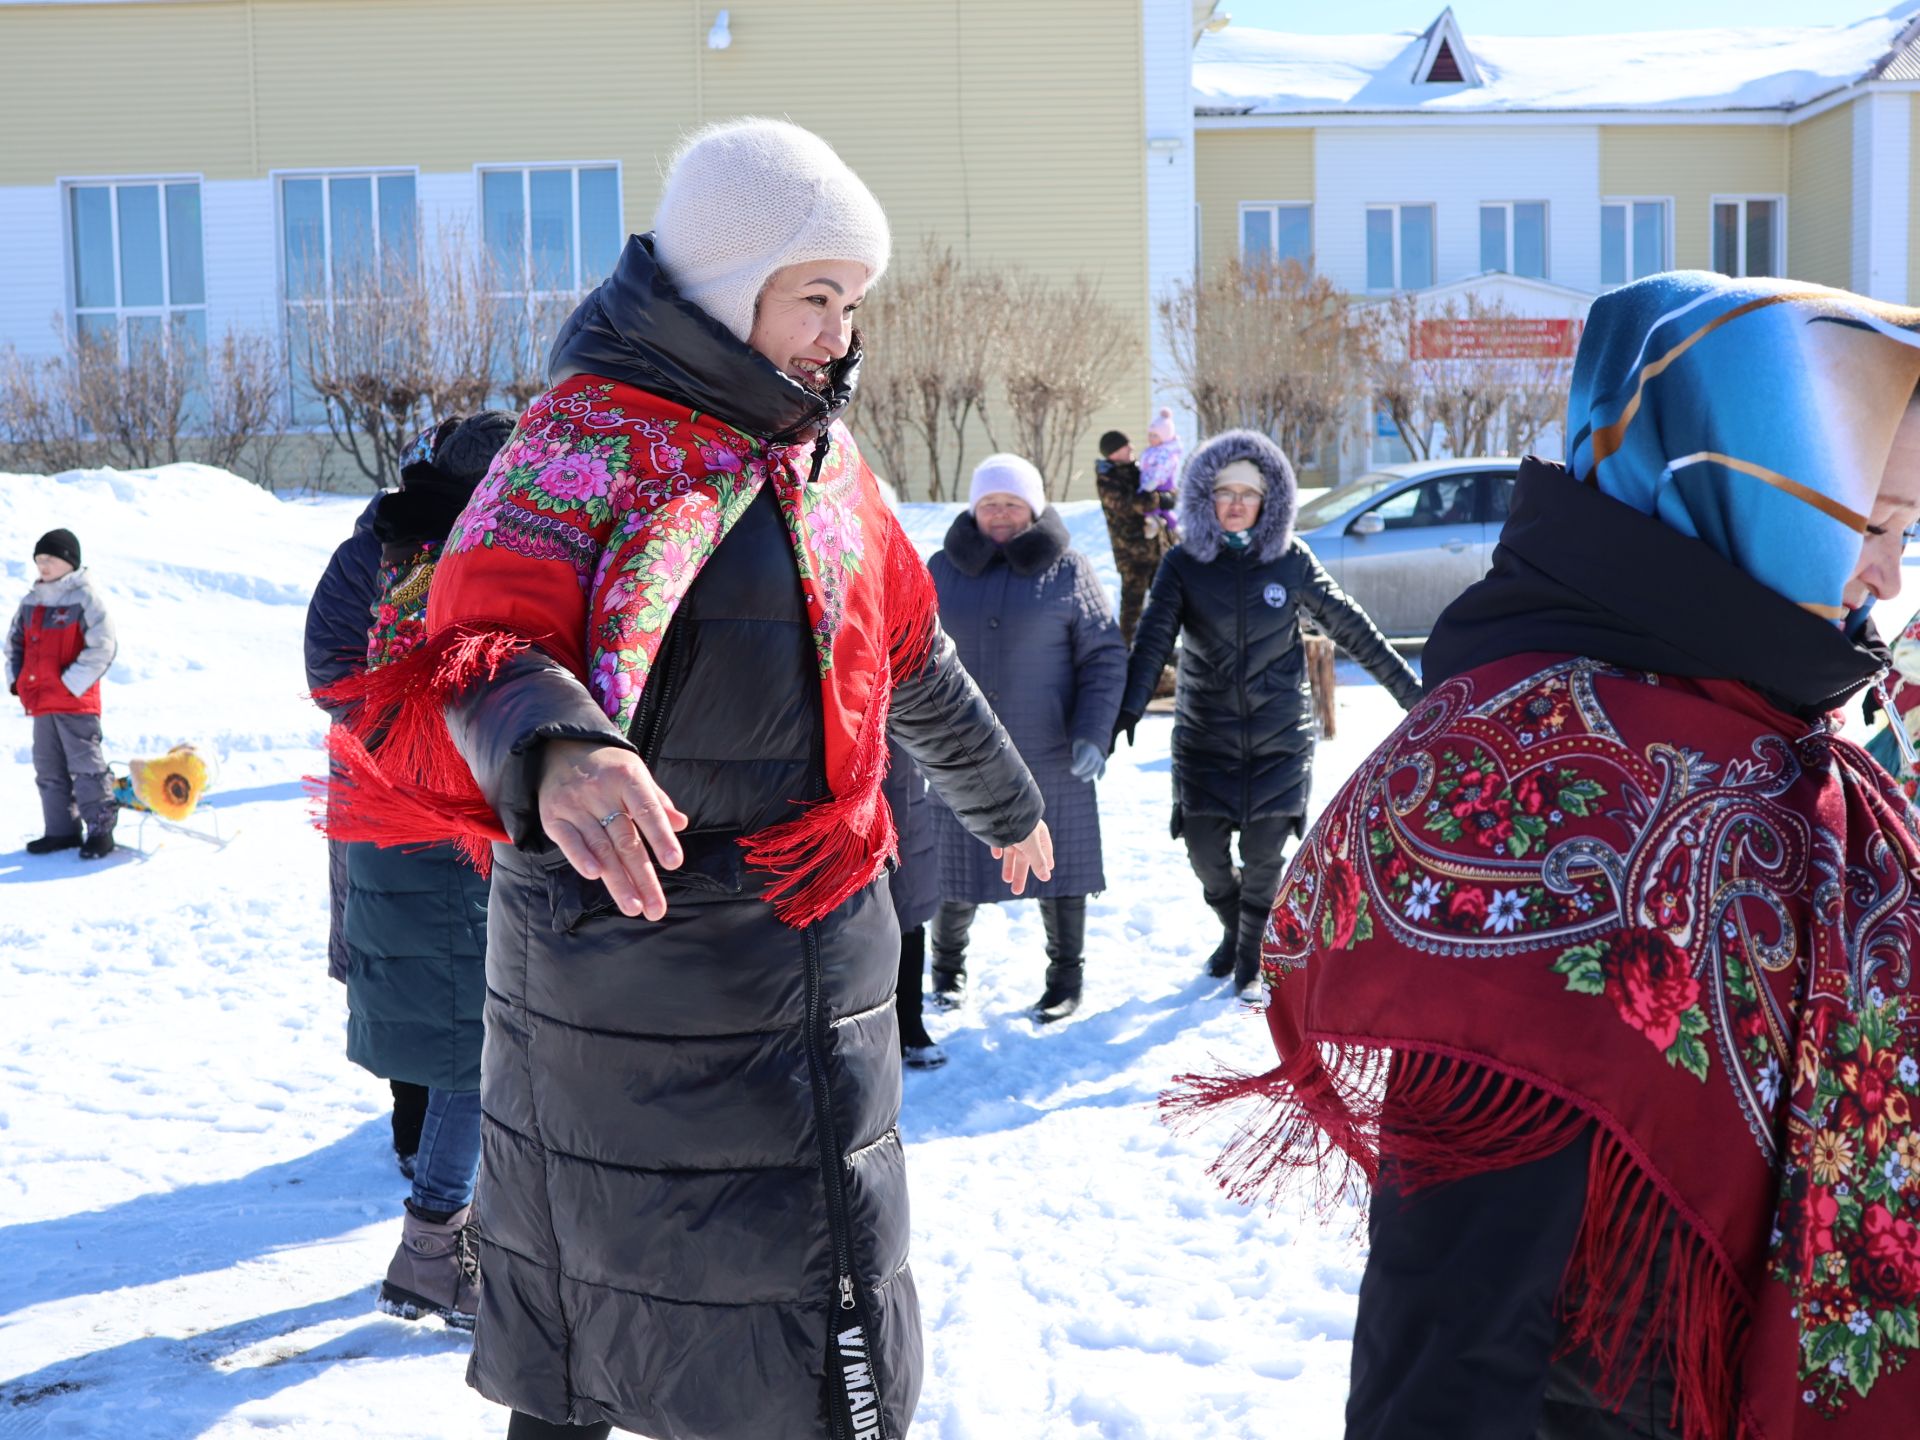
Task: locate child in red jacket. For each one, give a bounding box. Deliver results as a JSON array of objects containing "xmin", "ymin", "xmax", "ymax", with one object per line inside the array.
[{"xmin": 7, "ymin": 529, "xmax": 120, "ymax": 857}]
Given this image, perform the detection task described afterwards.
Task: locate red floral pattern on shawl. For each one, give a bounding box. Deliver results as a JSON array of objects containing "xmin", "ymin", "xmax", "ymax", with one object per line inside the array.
[
  {"xmin": 1171, "ymin": 654, "xmax": 1920, "ymax": 1438},
  {"xmin": 322, "ymin": 374, "xmax": 937, "ymax": 927}
]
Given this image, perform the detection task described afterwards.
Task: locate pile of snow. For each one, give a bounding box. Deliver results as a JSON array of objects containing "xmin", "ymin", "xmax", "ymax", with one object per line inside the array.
[
  {"xmin": 0, "ymin": 464, "xmax": 1399, "ymax": 1438},
  {"xmin": 1196, "ymin": 3, "xmax": 1920, "ymax": 114}
]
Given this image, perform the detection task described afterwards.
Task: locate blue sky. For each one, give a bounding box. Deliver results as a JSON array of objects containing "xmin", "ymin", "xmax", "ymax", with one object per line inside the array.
[{"xmin": 1221, "ymin": 1, "xmax": 1898, "ymax": 35}]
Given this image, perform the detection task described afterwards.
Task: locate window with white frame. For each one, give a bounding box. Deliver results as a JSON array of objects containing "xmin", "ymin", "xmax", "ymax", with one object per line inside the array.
[
  {"xmin": 480, "ymin": 165, "xmax": 623, "ymax": 380},
  {"xmin": 1600, "ymin": 199, "xmax": 1670, "ymax": 287},
  {"xmin": 68, "ymin": 179, "xmax": 207, "ymax": 364},
  {"xmin": 1711, "ymin": 196, "xmax": 1782, "ymax": 279},
  {"xmin": 1240, "ymin": 202, "xmax": 1312, "ymax": 271},
  {"xmin": 1480, "ymin": 202, "xmax": 1547, "ymax": 280},
  {"xmin": 280, "ymin": 171, "xmax": 420, "ymax": 422},
  {"xmin": 1365, "ymin": 204, "xmax": 1436, "ymax": 291}
]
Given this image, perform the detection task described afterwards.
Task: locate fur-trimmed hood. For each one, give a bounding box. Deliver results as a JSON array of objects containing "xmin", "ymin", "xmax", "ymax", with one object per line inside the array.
[
  {"xmin": 1176, "ymin": 428, "xmax": 1298, "ymax": 564},
  {"xmin": 941, "ymin": 505, "xmax": 1072, "ymax": 578}
]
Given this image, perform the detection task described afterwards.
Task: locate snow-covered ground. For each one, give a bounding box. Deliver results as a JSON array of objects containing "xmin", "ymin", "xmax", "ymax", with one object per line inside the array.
[{"xmin": 0, "ymin": 464, "xmax": 1402, "ymax": 1439}]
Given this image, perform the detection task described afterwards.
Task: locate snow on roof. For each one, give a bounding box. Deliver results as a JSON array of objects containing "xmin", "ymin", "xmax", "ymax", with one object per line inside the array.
[{"xmin": 1194, "ymin": 3, "xmax": 1920, "ymax": 116}]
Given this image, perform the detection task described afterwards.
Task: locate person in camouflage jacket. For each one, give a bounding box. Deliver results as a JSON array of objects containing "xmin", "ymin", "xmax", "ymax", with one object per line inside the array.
[{"xmin": 1095, "ymin": 430, "xmax": 1174, "ymax": 645}]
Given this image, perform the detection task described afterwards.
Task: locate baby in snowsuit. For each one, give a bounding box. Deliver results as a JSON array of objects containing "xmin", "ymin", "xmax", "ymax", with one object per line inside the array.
[
  {"xmin": 7, "ymin": 529, "xmax": 120, "ymax": 858},
  {"xmin": 1139, "ymin": 407, "xmax": 1184, "ymax": 542}
]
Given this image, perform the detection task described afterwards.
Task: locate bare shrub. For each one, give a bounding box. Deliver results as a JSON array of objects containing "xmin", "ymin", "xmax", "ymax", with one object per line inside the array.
[
  {"xmin": 1370, "ymin": 292, "xmax": 1575, "ymax": 460},
  {"xmin": 199, "ymin": 329, "xmax": 293, "ymax": 489},
  {"xmin": 1157, "ymin": 258, "xmax": 1372, "ymax": 467},
  {"xmin": 853, "ymin": 241, "xmax": 1012, "ymax": 501},
  {"xmin": 0, "ymin": 340, "xmax": 90, "ymax": 474},
  {"xmin": 296, "ymin": 229, "xmax": 514, "ymax": 489},
  {"xmin": 994, "ymin": 273, "xmax": 1132, "ymax": 501}
]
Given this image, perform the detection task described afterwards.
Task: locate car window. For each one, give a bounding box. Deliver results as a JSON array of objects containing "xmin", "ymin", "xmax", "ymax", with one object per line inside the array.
[
  {"xmin": 1484, "ymin": 473, "xmax": 1517, "ymax": 524},
  {"xmin": 1362, "ymin": 475, "xmax": 1480, "ymax": 531},
  {"xmin": 1297, "ymin": 473, "xmax": 1407, "ymax": 528}
]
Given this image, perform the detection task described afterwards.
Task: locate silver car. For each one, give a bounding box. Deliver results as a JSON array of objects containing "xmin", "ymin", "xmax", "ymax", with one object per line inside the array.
[{"xmin": 1294, "ymin": 458, "xmax": 1523, "ymax": 640}]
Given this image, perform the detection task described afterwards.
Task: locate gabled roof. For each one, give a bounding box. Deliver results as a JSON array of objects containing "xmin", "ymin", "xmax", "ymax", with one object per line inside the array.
[
  {"xmin": 1194, "ymin": 2, "xmax": 1920, "ymax": 116},
  {"xmin": 1413, "ymin": 8, "xmax": 1481, "ymax": 88}
]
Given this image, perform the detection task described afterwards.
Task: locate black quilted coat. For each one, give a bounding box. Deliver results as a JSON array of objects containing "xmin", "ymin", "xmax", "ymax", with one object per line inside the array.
[
  {"xmin": 451, "ymin": 235, "xmax": 1042, "ymax": 1440},
  {"xmin": 1120, "ymin": 430, "xmax": 1421, "ymax": 828},
  {"xmin": 928, "ymin": 507, "xmax": 1125, "ymax": 901}
]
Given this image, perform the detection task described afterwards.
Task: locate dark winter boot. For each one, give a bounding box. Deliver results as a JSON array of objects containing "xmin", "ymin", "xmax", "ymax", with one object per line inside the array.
[
  {"xmin": 1204, "ymin": 891, "xmax": 1241, "ymax": 979},
  {"xmin": 896, "ymin": 927, "xmax": 947, "ymax": 1071},
  {"xmin": 78, "ymin": 826, "xmax": 116, "ymax": 860},
  {"xmin": 928, "ymin": 902, "xmax": 974, "ymax": 1012},
  {"xmin": 390, "ymin": 1080, "xmax": 428, "ymax": 1178},
  {"xmin": 1032, "ymin": 963, "xmax": 1084, "ymax": 1024},
  {"xmin": 377, "ymin": 1201, "xmax": 479, "ymax": 1330},
  {"xmin": 1233, "ymin": 902, "xmax": 1268, "ymax": 1000},
  {"xmin": 1032, "ymin": 896, "xmax": 1088, "ymax": 1023},
  {"xmin": 25, "ymin": 833, "xmax": 81, "ymax": 855}
]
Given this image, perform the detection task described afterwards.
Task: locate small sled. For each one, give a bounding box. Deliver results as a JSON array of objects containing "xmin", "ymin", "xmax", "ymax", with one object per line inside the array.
[{"xmin": 110, "ymin": 745, "xmax": 235, "ymax": 850}]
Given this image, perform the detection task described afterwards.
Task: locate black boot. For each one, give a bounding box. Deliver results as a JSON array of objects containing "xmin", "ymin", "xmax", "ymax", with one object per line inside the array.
[
  {"xmin": 78, "ymin": 826, "xmax": 116, "ymax": 859},
  {"xmin": 1204, "ymin": 890, "xmax": 1241, "ymax": 979},
  {"xmin": 1032, "ymin": 896, "xmax": 1088, "ymax": 1023},
  {"xmin": 895, "ymin": 926, "xmax": 947, "ymax": 1070},
  {"xmin": 929, "ymin": 902, "xmax": 974, "ymax": 1012},
  {"xmin": 1233, "ymin": 902, "xmax": 1268, "ymax": 999},
  {"xmin": 1033, "ymin": 963, "xmax": 1084, "ymax": 1024},
  {"xmin": 26, "ymin": 832, "xmax": 82, "ymax": 855}
]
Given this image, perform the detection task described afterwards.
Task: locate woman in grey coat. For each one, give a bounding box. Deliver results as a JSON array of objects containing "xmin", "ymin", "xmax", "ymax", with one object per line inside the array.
[
  {"xmin": 1117, "ymin": 429, "xmax": 1421, "ymax": 997},
  {"xmin": 928, "ymin": 454, "xmax": 1127, "ymax": 1023}
]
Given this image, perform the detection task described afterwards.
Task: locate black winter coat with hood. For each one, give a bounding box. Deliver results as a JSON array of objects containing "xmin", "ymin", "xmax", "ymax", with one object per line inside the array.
[
  {"xmin": 450, "ymin": 235, "xmax": 1042, "ymax": 1440},
  {"xmin": 1120, "ymin": 430, "xmax": 1422, "ymax": 829}
]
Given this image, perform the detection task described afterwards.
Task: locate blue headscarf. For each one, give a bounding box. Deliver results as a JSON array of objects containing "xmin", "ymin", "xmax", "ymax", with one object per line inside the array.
[{"xmin": 1566, "ymin": 272, "xmax": 1920, "ymax": 622}]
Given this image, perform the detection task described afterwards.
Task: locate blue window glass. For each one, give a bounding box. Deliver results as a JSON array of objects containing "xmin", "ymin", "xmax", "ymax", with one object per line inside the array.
[
  {"xmin": 117, "ymin": 184, "xmax": 164, "ymax": 308},
  {"xmin": 378, "ymin": 174, "xmax": 418, "ymax": 288},
  {"xmin": 529, "ymin": 169, "xmax": 574, "ymax": 292},
  {"xmin": 1275, "ymin": 205, "xmax": 1311, "ymax": 269},
  {"xmin": 577, "ymin": 167, "xmax": 621, "ymax": 284},
  {"xmin": 1480, "ymin": 205, "xmax": 1507, "ymax": 272},
  {"xmin": 1512, "ymin": 202, "xmax": 1546, "ymax": 279},
  {"xmin": 482, "ymin": 170, "xmax": 525, "ymax": 290},
  {"xmin": 283, "ymin": 178, "xmax": 325, "ymax": 301},
  {"xmin": 329, "ymin": 176, "xmax": 375, "ymax": 293},
  {"xmin": 165, "ymin": 183, "xmax": 204, "ymax": 305},
  {"xmin": 1601, "ymin": 205, "xmax": 1626, "ymax": 286},
  {"xmin": 1366, "ymin": 208, "xmax": 1394, "ymax": 290},
  {"xmin": 1400, "ymin": 206, "xmax": 1434, "ymax": 290},
  {"xmin": 70, "ymin": 186, "xmax": 116, "ymax": 310}
]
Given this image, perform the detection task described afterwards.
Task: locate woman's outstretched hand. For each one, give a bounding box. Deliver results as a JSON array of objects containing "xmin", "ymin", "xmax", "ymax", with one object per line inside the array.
[
  {"xmin": 992, "ymin": 821, "xmax": 1055, "ymax": 896},
  {"xmin": 538, "ymin": 740, "xmax": 689, "ymax": 920}
]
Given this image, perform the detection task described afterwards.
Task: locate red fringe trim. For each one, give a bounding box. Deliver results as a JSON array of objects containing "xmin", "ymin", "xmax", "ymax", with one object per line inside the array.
[
  {"xmin": 1163, "ymin": 1043, "xmax": 1753, "ymax": 1440},
  {"xmin": 742, "ymin": 518, "xmax": 940, "ymax": 927},
  {"xmin": 308, "ymin": 626, "xmax": 528, "ymax": 872}
]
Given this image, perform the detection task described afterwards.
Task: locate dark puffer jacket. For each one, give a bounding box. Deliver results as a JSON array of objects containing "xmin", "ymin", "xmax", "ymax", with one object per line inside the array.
[
  {"xmin": 928, "ymin": 506, "xmax": 1125, "ymax": 901},
  {"xmin": 306, "ymin": 494, "xmax": 384, "ymax": 983},
  {"xmin": 882, "ymin": 739, "xmax": 938, "ymax": 933},
  {"xmin": 451, "ymin": 235, "xmax": 1042, "ymax": 1440},
  {"xmin": 1120, "ymin": 430, "xmax": 1421, "ymax": 827}
]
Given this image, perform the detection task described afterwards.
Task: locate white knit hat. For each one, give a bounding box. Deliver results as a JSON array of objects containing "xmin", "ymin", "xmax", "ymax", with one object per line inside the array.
[
  {"xmin": 969, "ymin": 454, "xmax": 1047, "ymax": 516},
  {"xmin": 652, "ymin": 118, "xmax": 891, "ymax": 342}
]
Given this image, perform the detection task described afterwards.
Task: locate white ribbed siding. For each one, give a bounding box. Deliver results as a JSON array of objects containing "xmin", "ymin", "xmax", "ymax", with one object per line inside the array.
[
  {"xmin": 0, "ymin": 183, "xmax": 66, "ymax": 358},
  {"xmin": 1853, "ymin": 90, "xmax": 1911, "ymax": 302},
  {"xmin": 1312, "ymin": 125, "xmax": 1604, "ymax": 296}
]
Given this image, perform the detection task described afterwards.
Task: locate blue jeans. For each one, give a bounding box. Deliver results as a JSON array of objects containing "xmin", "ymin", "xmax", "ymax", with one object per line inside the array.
[{"xmin": 410, "ymin": 1087, "xmax": 482, "ymax": 1215}]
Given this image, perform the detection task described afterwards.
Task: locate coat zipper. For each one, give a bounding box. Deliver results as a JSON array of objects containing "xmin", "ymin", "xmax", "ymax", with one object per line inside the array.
[
  {"xmin": 637, "ymin": 617, "xmax": 690, "ymax": 768},
  {"xmin": 802, "ymin": 916, "xmax": 894, "ymax": 1440},
  {"xmin": 1236, "ymin": 551, "xmax": 1252, "ymax": 821}
]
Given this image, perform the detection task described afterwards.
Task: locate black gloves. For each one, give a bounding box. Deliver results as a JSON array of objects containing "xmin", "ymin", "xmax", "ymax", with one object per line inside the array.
[{"xmin": 1110, "ymin": 709, "xmax": 1141, "ymax": 753}]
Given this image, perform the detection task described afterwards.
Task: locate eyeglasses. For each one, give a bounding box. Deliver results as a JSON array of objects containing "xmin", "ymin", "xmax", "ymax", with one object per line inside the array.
[{"xmin": 1212, "ymin": 489, "xmax": 1263, "ymax": 506}]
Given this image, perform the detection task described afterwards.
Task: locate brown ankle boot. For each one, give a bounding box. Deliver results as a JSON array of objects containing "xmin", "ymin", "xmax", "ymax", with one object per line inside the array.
[{"xmin": 377, "ymin": 1203, "xmax": 479, "ymax": 1330}]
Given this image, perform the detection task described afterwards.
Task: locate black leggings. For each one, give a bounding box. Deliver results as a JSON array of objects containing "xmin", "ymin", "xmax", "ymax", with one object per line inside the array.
[{"xmin": 506, "ymin": 1415, "xmax": 611, "ymax": 1440}]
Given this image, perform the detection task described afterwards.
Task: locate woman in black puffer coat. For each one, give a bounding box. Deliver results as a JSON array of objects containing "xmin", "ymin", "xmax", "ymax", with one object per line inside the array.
[
  {"xmin": 330, "ymin": 121, "xmax": 1048, "ymax": 1440},
  {"xmin": 1117, "ymin": 429, "xmax": 1421, "ymax": 995}
]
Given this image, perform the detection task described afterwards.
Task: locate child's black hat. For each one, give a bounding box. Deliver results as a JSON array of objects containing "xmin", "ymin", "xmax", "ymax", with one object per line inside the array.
[{"xmin": 33, "ymin": 529, "xmax": 80, "ymax": 569}]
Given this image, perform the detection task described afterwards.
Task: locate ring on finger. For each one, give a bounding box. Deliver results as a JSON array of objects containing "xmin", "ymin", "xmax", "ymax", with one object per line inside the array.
[{"xmin": 598, "ymin": 810, "xmax": 627, "ymax": 829}]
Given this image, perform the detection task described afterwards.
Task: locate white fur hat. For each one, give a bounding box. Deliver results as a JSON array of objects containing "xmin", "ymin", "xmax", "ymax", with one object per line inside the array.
[
  {"xmin": 969, "ymin": 454, "xmax": 1047, "ymax": 516},
  {"xmin": 652, "ymin": 118, "xmax": 891, "ymax": 343}
]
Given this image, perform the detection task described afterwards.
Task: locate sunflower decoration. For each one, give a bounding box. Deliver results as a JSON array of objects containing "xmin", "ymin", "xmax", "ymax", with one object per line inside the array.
[{"xmin": 126, "ymin": 745, "xmax": 212, "ymax": 821}]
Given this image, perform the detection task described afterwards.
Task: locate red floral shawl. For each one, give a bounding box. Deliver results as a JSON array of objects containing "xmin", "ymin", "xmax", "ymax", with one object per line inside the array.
[
  {"xmin": 322, "ymin": 373, "xmax": 937, "ymax": 927},
  {"xmin": 1170, "ymin": 654, "xmax": 1920, "ymax": 1439}
]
